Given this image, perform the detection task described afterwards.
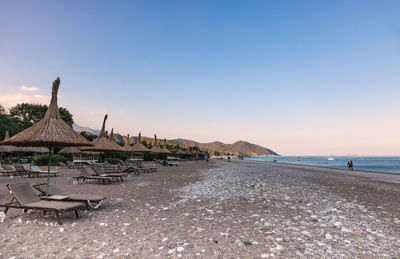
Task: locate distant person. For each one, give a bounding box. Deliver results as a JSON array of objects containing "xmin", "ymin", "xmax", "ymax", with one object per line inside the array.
[
  {"xmin": 228, "ymin": 156, "xmax": 231, "ymax": 162},
  {"xmin": 205, "ymin": 155, "xmax": 209, "ymax": 162},
  {"xmin": 347, "ymin": 161, "xmax": 351, "ymax": 170},
  {"xmin": 349, "ymin": 161, "xmax": 354, "ymax": 171}
]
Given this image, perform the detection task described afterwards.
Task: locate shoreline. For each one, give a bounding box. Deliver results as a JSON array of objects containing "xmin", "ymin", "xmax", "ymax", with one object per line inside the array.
[
  {"xmin": 245, "ymin": 158, "xmax": 400, "ymax": 175},
  {"xmin": 241, "ymin": 159, "xmax": 400, "ymax": 184}
]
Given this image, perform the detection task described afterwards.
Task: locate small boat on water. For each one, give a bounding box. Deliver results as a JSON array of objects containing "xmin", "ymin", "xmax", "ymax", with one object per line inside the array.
[{"xmin": 328, "ymin": 156, "xmax": 334, "ymax": 161}]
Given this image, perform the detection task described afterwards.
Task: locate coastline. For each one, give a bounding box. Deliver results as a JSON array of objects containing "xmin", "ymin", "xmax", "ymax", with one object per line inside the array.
[{"xmin": 243, "ymin": 158, "xmax": 400, "ymax": 184}]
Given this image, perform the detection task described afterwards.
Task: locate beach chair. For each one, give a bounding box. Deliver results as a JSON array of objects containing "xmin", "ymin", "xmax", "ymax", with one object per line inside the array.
[
  {"xmin": 90, "ymin": 165, "xmax": 127, "ymax": 182},
  {"xmin": 0, "ymin": 165, "xmax": 15, "ymax": 177},
  {"xmin": 0, "ymin": 183, "xmax": 84, "ymax": 225},
  {"xmin": 32, "ymin": 183, "xmax": 106, "ymax": 210},
  {"xmin": 3, "ymin": 165, "xmax": 19, "ymax": 176},
  {"xmin": 67, "ymin": 161, "xmax": 84, "ymax": 169},
  {"xmin": 73, "ymin": 168, "xmax": 112, "ymax": 184},
  {"xmin": 58, "ymin": 162, "xmax": 69, "ymax": 168},
  {"xmin": 138, "ymin": 162, "xmax": 158, "ymax": 173},
  {"xmin": 24, "ymin": 165, "xmax": 57, "ymax": 178}
]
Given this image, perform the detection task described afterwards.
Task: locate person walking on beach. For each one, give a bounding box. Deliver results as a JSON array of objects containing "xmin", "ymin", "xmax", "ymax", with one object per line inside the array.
[
  {"xmin": 347, "ymin": 161, "xmax": 351, "ymax": 170},
  {"xmin": 349, "ymin": 161, "xmax": 354, "ymax": 171}
]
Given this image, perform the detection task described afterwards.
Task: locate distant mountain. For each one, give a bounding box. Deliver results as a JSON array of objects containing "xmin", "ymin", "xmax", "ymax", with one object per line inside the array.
[
  {"xmin": 72, "ymin": 123, "xmax": 278, "ymax": 156},
  {"xmin": 72, "ymin": 123, "xmax": 100, "ymax": 135},
  {"xmin": 172, "ymin": 139, "xmax": 278, "ymax": 156}
]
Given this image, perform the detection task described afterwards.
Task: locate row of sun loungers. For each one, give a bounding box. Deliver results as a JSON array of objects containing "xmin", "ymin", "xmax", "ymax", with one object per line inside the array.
[
  {"xmin": 0, "ymin": 160, "xmax": 171, "ymax": 224},
  {"xmin": 0, "ymin": 164, "xmax": 58, "ymax": 177}
]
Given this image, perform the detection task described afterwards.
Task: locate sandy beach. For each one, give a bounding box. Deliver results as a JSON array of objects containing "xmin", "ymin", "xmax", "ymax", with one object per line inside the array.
[{"xmin": 0, "ymin": 160, "xmax": 399, "ymax": 258}]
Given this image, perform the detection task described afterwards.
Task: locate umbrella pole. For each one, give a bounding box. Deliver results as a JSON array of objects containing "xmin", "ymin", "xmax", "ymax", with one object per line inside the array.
[{"xmin": 46, "ymin": 146, "xmax": 54, "ymax": 197}]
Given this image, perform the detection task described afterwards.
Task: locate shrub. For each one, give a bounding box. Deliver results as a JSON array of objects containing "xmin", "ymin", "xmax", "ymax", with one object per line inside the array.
[
  {"xmin": 105, "ymin": 157, "xmax": 121, "ymax": 164},
  {"xmin": 32, "ymin": 154, "xmax": 68, "ymax": 166}
]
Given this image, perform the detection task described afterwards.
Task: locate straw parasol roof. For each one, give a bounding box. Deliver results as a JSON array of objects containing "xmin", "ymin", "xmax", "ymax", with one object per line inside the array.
[
  {"xmin": 121, "ymin": 134, "xmax": 135, "ymax": 152},
  {"xmin": 183, "ymin": 149, "xmax": 193, "ymax": 155},
  {"xmin": 80, "ymin": 115, "xmax": 123, "ymax": 152},
  {"xmin": 131, "ymin": 132, "xmax": 150, "ymax": 153},
  {"xmin": 150, "ymin": 134, "xmax": 164, "ymax": 154},
  {"xmin": 161, "ymin": 139, "xmax": 172, "ymax": 154},
  {"xmin": 109, "ymin": 128, "xmax": 114, "ymax": 140},
  {"xmin": 0, "ymin": 78, "xmax": 92, "ymax": 148},
  {"xmin": 174, "ymin": 149, "xmax": 186, "ymax": 155},
  {"xmin": 0, "ymin": 131, "xmax": 17, "ymax": 153},
  {"xmin": 58, "ymin": 146, "xmax": 82, "ymax": 154},
  {"xmin": 15, "ymin": 146, "xmax": 49, "ymax": 153}
]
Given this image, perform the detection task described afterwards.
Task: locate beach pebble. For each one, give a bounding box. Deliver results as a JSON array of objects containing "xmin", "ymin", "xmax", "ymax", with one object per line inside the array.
[
  {"xmin": 334, "ymin": 222, "xmax": 342, "ymax": 227},
  {"xmin": 113, "ymin": 248, "xmax": 119, "ymax": 253},
  {"xmin": 325, "ymin": 233, "xmax": 332, "ymax": 240},
  {"xmin": 59, "ymin": 228, "xmax": 64, "ymax": 233},
  {"xmin": 99, "ymin": 223, "xmax": 108, "ymax": 227},
  {"xmin": 177, "ymin": 246, "xmax": 184, "ymax": 252},
  {"xmin": 0, "ymin": 212, "xmax": 6, "ymax": 222},
  {"xmin": 168, "ymin": 249, "xmax": 175, "ymax": 254},
  {"xmin": 341, "ymin": 227, "xmax": 350, "ymax": 233},
  {"xmin": 261, "ymin": 254, "xmax": 269, "ymax": 258}
]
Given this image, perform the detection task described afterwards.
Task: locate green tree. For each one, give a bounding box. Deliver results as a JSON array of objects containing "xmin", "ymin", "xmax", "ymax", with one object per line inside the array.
[
  {"xmin": 0, "ymin": 113, "xmax": 23, "ymax": 140},
  {"xmin": 0, "ymin": 105, "xmax": 5, "ymax": 114},
  {"xmin": 9, "ymin": 103, "xmax": 74, "ymax": 129}
]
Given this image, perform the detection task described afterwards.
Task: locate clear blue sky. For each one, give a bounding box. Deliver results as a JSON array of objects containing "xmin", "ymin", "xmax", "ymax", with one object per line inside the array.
[{"xmin": 1, "ymin": 0, "xmax": 399, "ymax": 155}]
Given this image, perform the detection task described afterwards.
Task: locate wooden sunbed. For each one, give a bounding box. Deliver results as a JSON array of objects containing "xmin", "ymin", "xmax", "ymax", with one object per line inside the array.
[
  {"xmin": 73, "ymin": 168, "xmax": 112, "ymax": 184},
  {"xmin": 1, "ymin": 165, "xmax": 17, "ymax": 176},
  {"xmin": 21, "ymin": 165, "xmax": 57, "ymax": 178},
  {"xmin": 0, "ymin": 183, "xmax": 85, "ymax": 225},
  {"xmin": 33, "ymin": 183, "xmax": 106, "ymax": 210},
  {"xmin": 90, "ymin": 165, "xmax": 127, "ymax": 181}
]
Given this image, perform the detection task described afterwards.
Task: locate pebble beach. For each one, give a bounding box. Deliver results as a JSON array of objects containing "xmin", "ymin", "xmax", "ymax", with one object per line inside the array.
[{"xmin": 0, "ymin": 160, "xmax": 399, "ymax": 258}]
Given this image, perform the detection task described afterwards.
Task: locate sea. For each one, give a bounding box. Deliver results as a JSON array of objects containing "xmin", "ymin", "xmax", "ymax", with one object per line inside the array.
[{"xmin": 245, "ymin": 156, "xmax": 400, "ymax": 174}]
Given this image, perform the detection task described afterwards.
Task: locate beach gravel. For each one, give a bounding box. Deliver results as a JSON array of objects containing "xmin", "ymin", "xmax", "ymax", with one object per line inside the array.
[{"xmin": 0, "ymin": 160, "xmax": 399, "ymax": 258}]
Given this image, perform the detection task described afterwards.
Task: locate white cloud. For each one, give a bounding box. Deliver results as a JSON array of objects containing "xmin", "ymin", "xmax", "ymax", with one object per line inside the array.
[
  {"xmin": 0, "ymin": 93, "xmax": 50, "ymax": 111},
  {"xmin": 20, "ymin": 86, "xmax": 39, "ymax": 92}
]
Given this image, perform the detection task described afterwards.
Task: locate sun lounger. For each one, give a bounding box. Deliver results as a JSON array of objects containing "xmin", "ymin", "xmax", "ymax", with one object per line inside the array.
[
  {"xmin": 0, "ymin": 183, "xmax": 85, "ymax": 224},
  {"xmin": 1, "ymin": 165, "xmax": 17, "ymax": 176},
  {"xmin": 32, "ymin": 183, "xmax": 106, "ymax": 210},
  {"xmin": 138, "ymin": 162, "xmax": 158, "ymax": 172},
  {"xmin": 58, "ymin": 162, "xmax": 69, "ymax": 168},
  {"xmin": 23, "ymin": 165, "xmax": 57, "ymax": 178},
  {"xmin": 67, "ymin": 161, "xmax": 84, "ymax": 169},
  {"xmin": 90, "ymin": 166, "xmax": 127, "ymax": 182},
  {"xmin": 73, "ymin": 168, "xmax": 112, "ymax": 184}
]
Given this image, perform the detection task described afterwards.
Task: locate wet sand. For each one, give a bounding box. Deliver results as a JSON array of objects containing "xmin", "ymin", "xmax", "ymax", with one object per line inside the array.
[{"xmin": 0, "ymin": 160, "xmax": 399, "ymax": 258}]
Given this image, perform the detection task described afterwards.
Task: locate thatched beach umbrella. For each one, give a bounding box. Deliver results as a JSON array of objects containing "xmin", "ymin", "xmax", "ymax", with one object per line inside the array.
[
  {"xmin": 80, "ymin": 115, "xmax": 123, "ymax": 152},
  {"xmin": 174, "ymin": 149, "xmax": 186, "ymax": 155},
  {"xmin": 0, "ymin": 131, "xmax": 16, "ymax": 166},
  {"xmin": 150, "ymin": 134, "xmax": 164, "ymax": 154},
  {"xmin": 0, "ymin": 77, "xmax": 92, "ymax": 195},
  {"xmin": 131, "ymin": 132, "xmax": 150, "ymax": 153},
  {"xmin": 108, "ymin": 128, "xmax": 114, "ymax": 140},
  {"xmin": 161, "ymin": 139, "xmax": 172, "ymax": 155},
  {"xmin": 0, "ymin": 131, "xmax": 17, "ymax": 153},
  {"xmin": 121, "ymin": 134, "xmax": 135, "ymax": 153},
  {"xmin": 15, "ymin": 146, "xmax": 49, "ymax": 153},
  {"xmin": 58, "ymin": 146, "xmax": 82, "ymax": 154}
]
